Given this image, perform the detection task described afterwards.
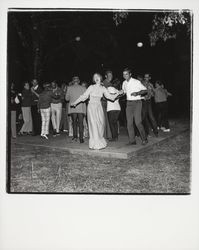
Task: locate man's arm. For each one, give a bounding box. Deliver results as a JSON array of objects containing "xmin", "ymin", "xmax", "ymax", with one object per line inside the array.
[
  {"xmin": 131, "ymin": 80, "xmax": 147, "ymax": 96},
  {"xmin": 131, "ymin": 89, "xmax": 147, "ymax": 96},
  {"xmin": 65, "ymin": 87, "xmax": 70, "ymax": 101}
]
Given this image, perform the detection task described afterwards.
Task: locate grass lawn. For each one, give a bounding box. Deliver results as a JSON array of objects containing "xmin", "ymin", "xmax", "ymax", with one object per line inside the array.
[{"xmin": 9, "ymin": 130, "xmax": 190, "ymax": 194}]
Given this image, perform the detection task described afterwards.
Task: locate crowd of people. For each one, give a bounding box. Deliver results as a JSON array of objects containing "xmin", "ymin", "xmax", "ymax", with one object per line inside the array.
[{"xmin": 10, "ymin": 68, "xmax": 172, "ymax": 150}]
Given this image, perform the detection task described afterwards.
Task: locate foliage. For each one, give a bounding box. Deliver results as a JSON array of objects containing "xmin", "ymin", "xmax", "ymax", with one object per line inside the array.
[
  {"xmin": 113, "ymin": 11, "xmax": 129, "ymax": 26},
  {"xmin": 113, "ymin": 10, "xmax": 191, "ymax": 46},
  {"xmin": 149, "ymin": 11, "xmax": 191, "ymax": 46}
]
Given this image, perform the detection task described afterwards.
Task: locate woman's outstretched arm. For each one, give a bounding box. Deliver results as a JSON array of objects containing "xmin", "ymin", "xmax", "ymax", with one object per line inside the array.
[{"xmin": 71, "ymin": 85, "xmax": 92, "ymax": 107}]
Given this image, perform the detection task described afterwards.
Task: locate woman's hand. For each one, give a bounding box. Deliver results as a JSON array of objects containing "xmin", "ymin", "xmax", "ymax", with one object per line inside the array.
[
  {"xmin": 114, "ymin": 90, "xmax": 124, "ymax": 100},
  {"xmin": 118, "ymin": 90, "xmax": 124, "ymax": 95}
]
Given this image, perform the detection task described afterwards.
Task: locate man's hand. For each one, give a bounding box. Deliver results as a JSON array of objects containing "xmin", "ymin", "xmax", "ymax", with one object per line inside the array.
[{"xmin": 131, "ymin": 92, "xmax": 138, "ymax": 96}]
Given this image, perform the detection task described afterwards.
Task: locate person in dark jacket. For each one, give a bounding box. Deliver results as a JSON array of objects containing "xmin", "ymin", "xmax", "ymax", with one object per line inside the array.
[
  {"xmin": 50, "ymin": 81, "xmax": 64, "ymax": 136},
  {"xmin": 38, "ymin": 83, "xmax": 52, "ymax": 139},
  {"xmin": 19, "ymin": 82, "xmax": 33, "ymax": 135},
  {"xmin": 10, "ymin": 82, "xmax": 19, "ymax": 138},
  {"xmin": 31, "ymin": 79, "xmax": 43, "ymax": 136},
  {"xmin": 59, "ymin": 83, "xmax": 69, "ymax": 133}
]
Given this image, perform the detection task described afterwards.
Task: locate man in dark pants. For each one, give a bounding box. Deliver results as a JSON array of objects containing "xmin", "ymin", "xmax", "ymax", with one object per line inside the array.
[
  {"xmin": 142, "ymin": 73, "xmax": 158, "ymax": 137},
  {"xmin": 122, "ymin": 68, "xmax": 148, "ymax": 145},
  {"xmin": 31, "ymin": 79, "xmax": 42, "ymax": 136},
  {"xmin": 65, "ymin": 76, "xmax": 86, "ymax": 143}
]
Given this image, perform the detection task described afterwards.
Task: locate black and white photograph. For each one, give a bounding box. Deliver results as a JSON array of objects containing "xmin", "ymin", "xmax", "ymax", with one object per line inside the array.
[
  {"xmin": 7, "ymin": 8, "xmax": 192, "ymax": 194},
  {"xmin": 1, "ymin": 0, "xmax": 199, "ymax": 250}
]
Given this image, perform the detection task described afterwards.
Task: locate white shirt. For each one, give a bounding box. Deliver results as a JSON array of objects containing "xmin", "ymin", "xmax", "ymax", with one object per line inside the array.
[
  {"xmin": 107, "ymin": 87, "xmax": 121, "ymax": 112},
  {"xmin": 122, "ymin": 77, "xmax": 146, "ymax": 101}
]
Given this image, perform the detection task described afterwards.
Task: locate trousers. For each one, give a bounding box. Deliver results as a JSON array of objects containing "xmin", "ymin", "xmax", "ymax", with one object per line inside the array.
[
  {"xmin": 71, "ymin": 113, "xmax": 84, "ymax": 140},
  {"xmin": 126, "ymin": 100, "xmax": 146, "ymax": 142},
  {"xmin": 107, "ymin": 110, "xmax": 120, "ymax": 139},
  {"xmin": 51, "ymin": 103, "xmax": 62, "ymax": 132}
]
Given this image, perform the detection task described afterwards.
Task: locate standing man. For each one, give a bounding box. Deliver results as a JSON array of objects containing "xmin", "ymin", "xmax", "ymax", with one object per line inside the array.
[
  {"xmin": 50, "ymin": 81, "xmax": 64, "ymax": 136},
  {"xmin": 65, "ymin": 76, "xmax": 86, "ymax": 143},
  {"xmin": 122, "ymin": 68, "xmax": 148, "ymax": 145},
  {"xmin": 102, "ymin": 70, "xmax": 112, "ymax": 140},
  {"xmin": 31, "ymin": 79, "xmax": 42, "ymax": 136},
  {"xmin": 142, "ymin": 73, "xmax": 158, "ymax": 137}
]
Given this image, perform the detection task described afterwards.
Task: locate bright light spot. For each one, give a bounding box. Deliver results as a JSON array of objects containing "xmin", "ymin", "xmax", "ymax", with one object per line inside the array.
[
  {"xmin": 75, "ymin": 36, "xmax": 81, "ymax": 42},
  {"xmin": 137, "ymin": 42, "xmax": 143, "ymax": 47}
]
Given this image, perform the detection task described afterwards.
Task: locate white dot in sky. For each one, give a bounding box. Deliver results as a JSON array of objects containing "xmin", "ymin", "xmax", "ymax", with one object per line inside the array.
[
  {"xmin": 75, "ymin": 36, "xmax": 81, "ymax": 41},
  {"xmin": 137, "ymin": 42, "xmax": 143, "ymax": 47}
]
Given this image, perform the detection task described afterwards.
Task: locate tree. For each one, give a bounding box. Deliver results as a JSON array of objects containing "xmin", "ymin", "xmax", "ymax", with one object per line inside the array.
[{"xmin": 113, "ymin": 10, "xmax": 191, "ymax": 46}]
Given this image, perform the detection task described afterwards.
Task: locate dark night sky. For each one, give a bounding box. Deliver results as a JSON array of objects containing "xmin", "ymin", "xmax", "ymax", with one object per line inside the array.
[{"xmin": 7, "ymin": 10, "xmax": 191, "ymax": 115}]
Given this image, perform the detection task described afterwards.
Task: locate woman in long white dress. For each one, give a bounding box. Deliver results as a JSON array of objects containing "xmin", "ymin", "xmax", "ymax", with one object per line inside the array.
[{"xmin": 71, "ymin": 73, "xmax": 122, "ymax": 150}]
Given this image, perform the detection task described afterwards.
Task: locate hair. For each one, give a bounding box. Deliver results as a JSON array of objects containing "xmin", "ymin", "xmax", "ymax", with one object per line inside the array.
[
  {"xmin": 92, "ymin": 73, "xmax": 103, "ymax": 83},
  {"xmin": 155, "ymin": 80, "xmax": 162, "ymax": 86},
  {"xmin": 72, "ymin": 76, "xmax": 80, "ymax": 80},
  {"xmin": 112, "ymin": 78, "xmax": 120, "ymax": 90},
  {"xmin": 123, "ymin": 67, "xmax": 131, "ymax": 74},
  {"xmin": 43, "ymin": 82, "xmax": 50, "ymax": 89},
  {"xmin": 81, "ymin": 81, "xmax": 88, "ymax": 88},
  {"xmin": 105, "ymin": 70, "xmax": 113, "ymax": 76},
  {"xmin": 24, "ymin": 81, "xmax": 29, "ymax": 87},
  {"xmin": 51, "ymin": 80, "xmax": 57, "ymax": 85},
  {"xmin": 137, "ymin": 74, "xmax": 143, "ymax": 80}
]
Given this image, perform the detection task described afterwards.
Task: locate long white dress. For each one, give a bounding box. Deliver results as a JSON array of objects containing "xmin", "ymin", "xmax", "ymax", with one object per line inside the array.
[{"xmin": 73, "ymin": 84, "xmax": 117, "ymax": 149}]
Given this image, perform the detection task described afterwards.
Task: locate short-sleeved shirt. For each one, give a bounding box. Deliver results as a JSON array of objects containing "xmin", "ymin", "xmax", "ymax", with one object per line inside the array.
[
  {"xmin": 122, "ymin": 77, "xmax": 146, "ymax": 101},
  {"xmin": 107, "ymin": 87, "xmax": 121, "ymax": 112}
]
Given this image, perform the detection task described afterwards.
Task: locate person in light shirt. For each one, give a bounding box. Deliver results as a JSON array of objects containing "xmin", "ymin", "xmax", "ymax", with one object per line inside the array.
[
  {"xmin": 122, "ymin": 68, "xmax": 148, "ymax": 145},
  {"xmin": 107, "ymin": 79, "xmax": 121, "ymax": 141}
]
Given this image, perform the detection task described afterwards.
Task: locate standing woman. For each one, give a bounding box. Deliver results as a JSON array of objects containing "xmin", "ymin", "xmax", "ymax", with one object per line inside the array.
[
  {"xmin": 71, "ymin": 73, "xmax": 122, "ymax": 150},
  {"xmin": 18, "ymin": 82, "xmax": 33, "ymax": 135}
]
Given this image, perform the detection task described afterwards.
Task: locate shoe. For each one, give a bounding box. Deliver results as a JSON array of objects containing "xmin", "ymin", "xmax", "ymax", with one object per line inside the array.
[
  {"xmin": 126, "ymin": 141, "xmax": 137, "ymax": 146},
  {"xmin": 53, "ymin": 130, "xmax": 57, "ymax": 137},
  {"xmin": 56, "ymin": 131, "xmax": 61, "ymax": 136},
  {"xmin": 80, "ymin": 139, "xmax": 84, "ymax": 143},
  {"xmin": 163, "ymin": 129, "xmax": 170, "ymax": 132},
  {"xmin": 142, "ymin": 139, "xmax": 148, "ymax": 145},
  {"xmin": 63, "ymin": 129, "xmax": 68, "ymax": 132},
  {"xmin": 161, "ymin": 127, "xmax": 166, "ymax": 130},
  {"xmin": 41, "ymin": 134, "xmax": 48, "ymax": 139},
  {"xmin": 72, "ymin": 137, "xmax": 78, "ymax": 141},
  {"xmin": 18, "ymin": 132, "xmax": 24, "ymax": 136}
]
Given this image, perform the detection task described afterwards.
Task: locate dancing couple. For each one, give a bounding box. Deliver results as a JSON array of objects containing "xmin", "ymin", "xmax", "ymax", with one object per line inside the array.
[{"xmin": 71, "ymin": 73, "xmax": 123, "ymax": 150}]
